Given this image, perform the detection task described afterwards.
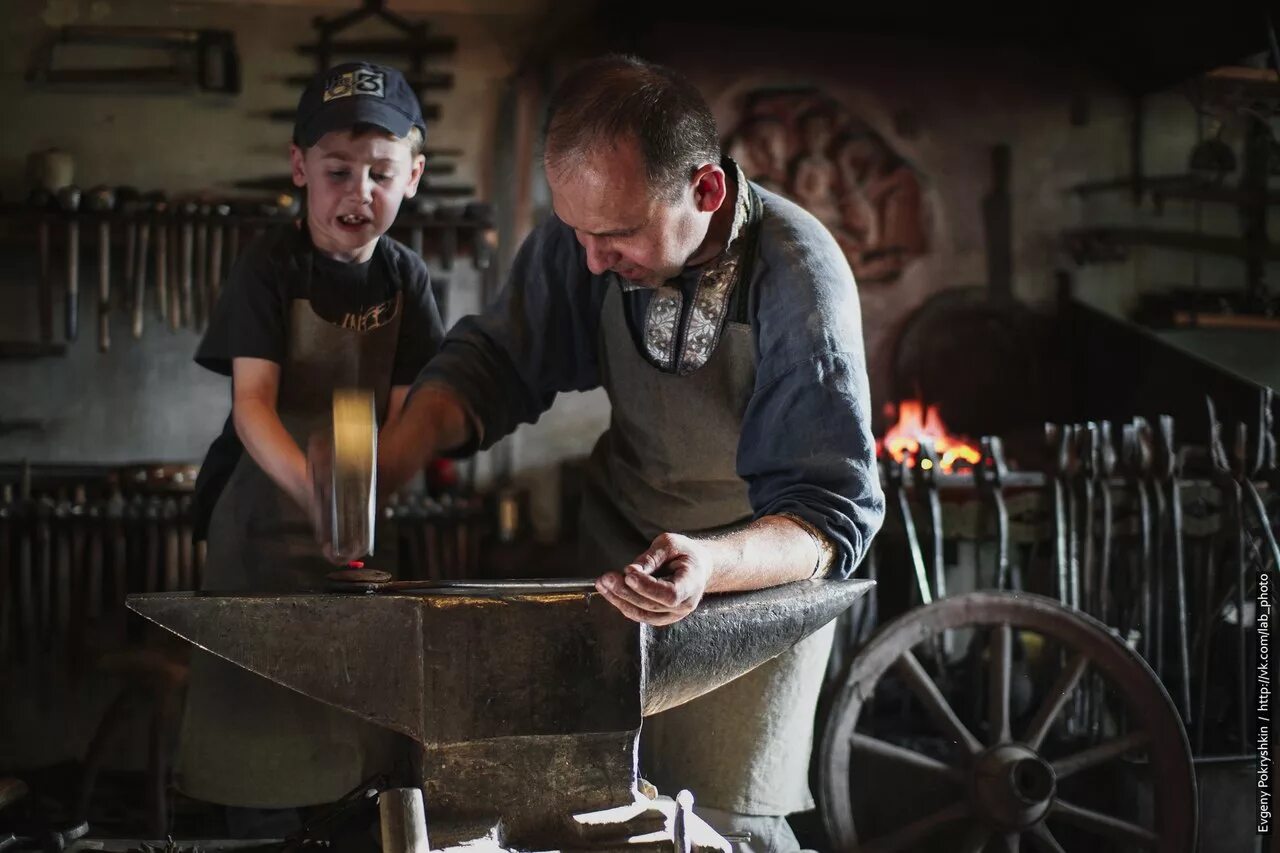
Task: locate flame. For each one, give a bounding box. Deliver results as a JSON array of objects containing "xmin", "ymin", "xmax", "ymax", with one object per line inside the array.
[{"xmin": 879, "ymin": 400, "xmax": 982, "ymax": 474}]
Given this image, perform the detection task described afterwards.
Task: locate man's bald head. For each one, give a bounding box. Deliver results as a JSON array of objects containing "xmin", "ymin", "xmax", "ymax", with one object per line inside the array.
[{"xmin": 543, "ymin": 55, "xmax": 721, "ymax": 202}]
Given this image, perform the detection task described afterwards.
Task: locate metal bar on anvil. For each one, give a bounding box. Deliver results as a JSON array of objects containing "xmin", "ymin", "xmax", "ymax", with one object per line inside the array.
[{"xmin": 127, "ymin": 578, "xmax": 872, "ymax": 846}]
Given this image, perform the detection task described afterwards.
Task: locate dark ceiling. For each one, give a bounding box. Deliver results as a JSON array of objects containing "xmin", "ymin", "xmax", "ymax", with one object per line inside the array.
[{"xmin": 601, "ymin": 4, "xmax": 1276, "ymax": 95}]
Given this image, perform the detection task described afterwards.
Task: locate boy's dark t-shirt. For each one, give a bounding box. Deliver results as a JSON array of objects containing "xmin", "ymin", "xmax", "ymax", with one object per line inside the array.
[{"xmin": 191, "ymin": 223, "xmax": 444, "ymax": 537}]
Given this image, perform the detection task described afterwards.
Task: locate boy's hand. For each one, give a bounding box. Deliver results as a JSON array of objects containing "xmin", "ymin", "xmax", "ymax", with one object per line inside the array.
[{"xmin": 305, "ymin": 430, "xmax": 343, "ymax": 562}]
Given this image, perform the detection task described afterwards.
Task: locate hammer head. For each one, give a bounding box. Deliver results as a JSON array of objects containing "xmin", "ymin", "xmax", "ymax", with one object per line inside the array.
[
  {"xmin": 330, "ymin": 389, "xmax": 377, "ymax": 562},
  {"xmin": 55, "ymin": 185, "xmax": 81, "ymax": 212}
]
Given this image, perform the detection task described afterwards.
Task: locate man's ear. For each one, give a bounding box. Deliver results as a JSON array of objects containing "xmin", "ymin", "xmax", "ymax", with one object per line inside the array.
[
  {"xmin": 404, "ymin": 153, "xmax": 427, "ymax": 199},
  {"xmin": 691, "ymin": 163, "xmax": 727, "ymax": 214},
  {"xmin": 290, "ymin": 144, "xmax": 308, "ymax": 188}
]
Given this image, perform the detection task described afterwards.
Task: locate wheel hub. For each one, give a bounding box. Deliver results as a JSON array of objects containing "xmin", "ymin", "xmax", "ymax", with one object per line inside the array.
[{"xmin": 972, "ymin": 743, "xmax": 1056, "ymax": 830}]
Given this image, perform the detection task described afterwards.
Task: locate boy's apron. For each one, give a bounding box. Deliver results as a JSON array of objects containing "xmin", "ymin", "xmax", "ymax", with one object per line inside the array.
[
  {"xmin": 580, "ymin": 274, "xmax": 836, "ymax": 816},
  {"xmin": 176, "ymin": 293, "xmax": 403, "ymax": 807}
]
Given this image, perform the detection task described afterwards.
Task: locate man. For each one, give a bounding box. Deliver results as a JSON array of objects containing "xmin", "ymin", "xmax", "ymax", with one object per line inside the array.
[{"xmin": 378, "ymin": 55, "xmax": 883, "ymax": 853}]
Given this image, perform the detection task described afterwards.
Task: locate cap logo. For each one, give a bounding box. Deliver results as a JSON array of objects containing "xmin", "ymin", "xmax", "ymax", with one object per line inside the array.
[{"xmin": 323, "ymin": 68, "xmax": 386, "ymax": 102}]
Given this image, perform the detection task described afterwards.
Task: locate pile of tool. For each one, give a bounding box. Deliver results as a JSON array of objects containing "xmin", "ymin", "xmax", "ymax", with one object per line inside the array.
[
  {"xmin": 854, "ymin": 389, "xmax": 1277, "ymax": 761},
  {"xmin": 384, "ymin": 492, "xmax": 486, "ymax": 581},
  {"xmin": 12, "ymin": 189, "xmax": 495, "ymax": 353},
  {"xmin": 0, "ymin": 464, "xmax": 493, "ymax": 671}
]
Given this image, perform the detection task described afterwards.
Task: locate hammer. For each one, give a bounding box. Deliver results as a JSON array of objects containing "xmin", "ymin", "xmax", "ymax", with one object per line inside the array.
[
  {"xmin": 56, "ymin": 185, "xmax": 82, "ymax": 341},
  {"xmin": 122, "ymin": 193, "xmax": 149, "ymax": 339},
  {"xmin": 86, "ymin": 186, "xmax": 115, "ymax": 352},
  {"xmin": 210, "ymin": 203, "xmax": 230, "ymax": 308},
  {"xmin": 115, "ymin": 186, "xmax": 139, "ymax": 311},
  {"xmin": 153, "ymin": 195, "xmax": 170, "ymax": 325},
  {"xmin": 196, "ymin": 203, "xmax": 210, "ymax": 330},
  {"xmin": 181, "ymin": 201, "xmax": 197, "ymax": 328},
  {"xmin": 30, "ymin": 189, "xmax": 54, "ymax": 342}
]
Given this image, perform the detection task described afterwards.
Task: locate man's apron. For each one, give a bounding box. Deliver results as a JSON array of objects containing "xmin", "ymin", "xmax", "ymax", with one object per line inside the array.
[
  {"xmin": 176, "ymin": 292, "xmax": 404, "ymax": 808},
  {"xmin": 580, "ymin": 279, "xmax": 836, "ymax": 817}
]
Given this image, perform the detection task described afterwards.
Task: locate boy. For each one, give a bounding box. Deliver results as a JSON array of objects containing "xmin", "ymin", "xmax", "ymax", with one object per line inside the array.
[{"xmin": 180, "ymin": 62, "xmax": 444, "ymax": 825}]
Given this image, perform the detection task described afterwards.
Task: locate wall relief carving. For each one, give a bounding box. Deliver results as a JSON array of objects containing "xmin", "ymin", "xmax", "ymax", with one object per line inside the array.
[{"xmin": 725, "ymin": 88, "xmax": 928, "ymax": 284}]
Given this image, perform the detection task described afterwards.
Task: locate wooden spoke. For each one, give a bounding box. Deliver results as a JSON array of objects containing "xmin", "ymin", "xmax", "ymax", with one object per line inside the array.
[
  {"xmin": 850, "ymin": 733, "xmax": 964, "ymax": 783},
  {"xmin": 1028, "ymin": 823, "xmax": 1066, "ymax": 853},
  {"xmin": 859, "ymin": 801, "xmax": 971, "ymax": 853},
  {"xmin": 1051, "ymin": 730, "xmax": 1150, "ymax": 781},
  {"xmin": 1050, "ymin": 799, "xmax": 1159, "ymax": 848},
  {"xmin": 895, "ymin": 650, "xmax": 983, "ymax": 755},
  {"xmin": 989, "ymin": 622, "xmax": 1013, "ymax": 744},
  {"xmin": 1021, "ymin": 653, "xmax": 1088, "ymax": 750},
  {"xmin": 956, "ymin": 821, "xmax": 991, "ymax": 853}
]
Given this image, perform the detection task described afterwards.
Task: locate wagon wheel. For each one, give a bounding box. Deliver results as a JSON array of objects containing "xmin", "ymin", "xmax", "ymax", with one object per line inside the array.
[{"xmin": 818, "ymin": 592, "xmax": 1196, "ymax": 852}]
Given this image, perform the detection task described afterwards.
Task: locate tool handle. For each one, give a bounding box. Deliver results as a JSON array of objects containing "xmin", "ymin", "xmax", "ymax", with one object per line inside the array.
[
  {"xmin": 197, "ymin": 31, "xmax": 241, "ymax": 94},
  {"xmin": 209, "ymin": 226, "xmax": 224, "ymax": 305},
  {"xmin": 155, "ymin": 223, "xmax": 168, "ymax": 322},
  {"xmin": 181, "ymin": 223, "xmax": 194, "ymax": 328},
  {"xmin": 97, "ymin": 221, "xmax": 110, "ymax": 352},
  {"xmin": 132, "ymin": 223, "xmax": 150, "ymax": 338},
  {"xmin": 65, "ymin": 221, "xmax": 79, "ymax": 341},
  {"xmin": 38, "ymin": 219, "xmax": 53, "ymax": 342},
  {"xmin": 195, "ymin": 222, "xmax": 208, "ymax": 330}
]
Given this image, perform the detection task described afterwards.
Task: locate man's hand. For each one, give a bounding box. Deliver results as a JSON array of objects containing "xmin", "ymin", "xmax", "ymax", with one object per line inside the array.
[
  {"xmin": 378, "ymin": 383, "xmax": 473, "ymax": 496},
  {"xmin": 595, "ymin": 533, "xmax": 712, "ymax": 626},
  {"xmin": 593, "ymin": 516, "xmax": 834, "ymax": 624}
]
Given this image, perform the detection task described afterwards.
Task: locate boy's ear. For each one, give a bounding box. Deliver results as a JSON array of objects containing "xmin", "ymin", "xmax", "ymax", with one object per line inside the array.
[
  {"xmin": 403, "ymin": 153, "xmax": 426, "ymax": 199},
  {"xmin": 290, "ymin": 144, "xmax": 308, "ymax": 188}
]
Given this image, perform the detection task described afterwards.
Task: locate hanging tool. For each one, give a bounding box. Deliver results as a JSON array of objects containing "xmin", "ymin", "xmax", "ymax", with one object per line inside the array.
[
  {"xmin": 1064, "ymin": 424, "xmax": 1083, "ymax": 612},
  {"xmin": 0, "ymin": 486, "xmax": 13, "ymax": 666},
  {"xmin": 1045, "ymin": 423, "xmax": 1072, "ymax": 607},
  {"xmin": 226, "ymin": 212, "xmax": 241, "ymax": 276},
  {"xmin": 128, "ymin": 194, "xmax": 152, "ymax": 339},
  {"xmin": 975, "ymin": 435, "xmax": 1010, "ymax": 591},
  {"xmin": 32, "ymin": 191, "xmax": 54, "ymax": 343},
  {"xmin": 1087, "ymin": 421, "xmax": 1118, "ymax": 739},
  {"xmin": 1120, "ymin": 422, "xmax": 1153, "ymax": 653},
  {"xmin": 1244, "ymin": 388, "xmax": 1280, "ymax": 570},
  {"xmin": 196, "ymin": 203, "xmax": 210, "ymax": 329},
  {"xmin": 1206, "ymin": 396, "xmax": 1248, "ymax": 751},
  {"xmin": 56, "ymin": 186, "xmax": 82, "ymax": 341},
  {"xmin": 1142, "ymin": 416, "xmax": 1168, "ymax": 682},
  {"xmin": 116, "ymin": 187, "xmax": 138, "ymax": 312},
  {"xmin": 912, "ymin": 438, "xmax": 946, "ymax": 604},
  {"xmin": 181, "ymin": 201, "xmax": 197, "ymax": 328},
  {"xmin": 210, "ymin": 203, "xmax": 230, "ymax": 307},
  {"xmin": 1156, "ymin": 415, "xmax": 1192, "ymax": 725},
  {"xmin": 887, "ymin": 454, "xmax": 932, "ymax": 607},
  {"xmin": 1077, "ymin": 422, "xmax": 1099, "ymax": 616},
  {"xmin": 168, "ymin": 220, "xmax": 182, "ymax": 331},
  {"xmin": 28, "ymin": 26, "xmax": 241, "ymax": 93},
  {"xmin": 1096, "ymin": 421, "xmax": 1117, "ymax": 626},
  {"xmin": 154, "ymin": 197, "xmax": 169, "ymax": 325},
  {"xmin": 86, "ymin": 187, "xmax": 114, "ymax": 352}
]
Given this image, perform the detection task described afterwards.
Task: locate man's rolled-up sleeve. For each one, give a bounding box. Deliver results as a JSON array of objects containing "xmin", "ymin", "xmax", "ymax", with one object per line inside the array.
[
  {"xmin": 412, "ymin": 219, "xmax": 606, "ymax": 452},
  {"xmin": 738, "ymin": 350, "xmax": 886, "ymax": 579}
]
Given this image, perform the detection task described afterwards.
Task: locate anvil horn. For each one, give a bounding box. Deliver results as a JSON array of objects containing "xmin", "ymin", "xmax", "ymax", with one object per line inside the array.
[{"xmin": 643, "ymin": 578, "xmax": 875, "ymax": 715}]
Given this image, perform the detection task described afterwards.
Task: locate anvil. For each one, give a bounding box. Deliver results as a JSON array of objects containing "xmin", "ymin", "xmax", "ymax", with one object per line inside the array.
[{"xmin": 128, "ymin": 578, "xmax": 872, "ymax": 848}]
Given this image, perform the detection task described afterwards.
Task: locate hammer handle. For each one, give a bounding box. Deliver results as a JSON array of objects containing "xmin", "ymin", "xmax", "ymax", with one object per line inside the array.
[
  {"xmin": 38, "ymin": 218, "xmax": 53, "ymax": 342},
  {"xmin": 66, "ymin": 219, "xmax": 80, "ymax": 341},
  {"xmin": 97, "ymin": 221, "xmax": 111, "ymax": 352},
  {"xmin": 155, "ymin": 223, "xmax": 168, "ymax": 323},
  {"xmin": 181, "ymin": 223, "xmax": 194, "ymax": 328},
  {"xmin": 132, "ymin": 222, "xmax": 150, "ymax": 339}
]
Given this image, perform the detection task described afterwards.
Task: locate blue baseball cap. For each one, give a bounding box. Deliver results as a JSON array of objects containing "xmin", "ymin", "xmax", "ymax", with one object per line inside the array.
[{"xmin": 293, "ymin": 62, "xmax": 427, "ymax": 147}]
